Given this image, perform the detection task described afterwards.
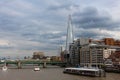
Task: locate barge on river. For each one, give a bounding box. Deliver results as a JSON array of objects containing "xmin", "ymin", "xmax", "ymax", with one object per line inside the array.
[{"xmin": 63, "ymin": 67, "xmax": 106, "ymax": 77}]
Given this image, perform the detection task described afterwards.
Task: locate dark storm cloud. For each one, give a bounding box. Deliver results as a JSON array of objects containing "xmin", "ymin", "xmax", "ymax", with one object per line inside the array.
[
  {"xmin": 22, "ymin": 32, "xmax": 66, "ymax": 45},
  {"xmin": 73, "ymin": 7, "xmax": 120, "ymax": 30},
  {"xmin": 49, "ymin": 40, "xmax": 65, "ymax": 45},
  {"xmin": 75, "ymin": 29, "xmax": 111, "ymax": 39},
  {"xmin": 75, "ymin": 31, "xmax": 99, "ymax": 38},
  {"xmin": 48, "ymin": 4, "xmax": 79, "ymax": 11},
  {"xmin": 0, "ymin": 46, "xmax": 13, "ymax": 49},
  {"xmin": 0, "ymin": 14, "xmax": 25, "ymax": 32},
  {"xmin": 40, "ymin": 32, "xmax": 66, "ymax": 39}
]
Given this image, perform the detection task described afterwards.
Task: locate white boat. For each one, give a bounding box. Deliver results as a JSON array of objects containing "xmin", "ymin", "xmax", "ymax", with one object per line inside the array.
[
  {"xmin": 2, "ymin": 66, "xmax": 8, "ymax": 71},
  {"xmin": 1, "ymin": 60, "xmax": 5, "ymax": 62},
  {"xmin": 34, "ymin": 67, "xmax": 40, "ymax": 71},
  {"xmin": 63, "ymin": 67, "xmax": 106, "ymax": 77}
]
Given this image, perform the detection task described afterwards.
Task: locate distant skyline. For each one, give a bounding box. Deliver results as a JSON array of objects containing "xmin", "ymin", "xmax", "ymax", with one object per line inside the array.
[{"xmin": 0, "ymin": 0, "xmax": 120, "ymax": 57}]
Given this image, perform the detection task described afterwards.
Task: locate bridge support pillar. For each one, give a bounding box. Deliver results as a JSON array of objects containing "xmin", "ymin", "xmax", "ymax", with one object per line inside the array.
[
  {"xmin": 17, "ymin": 61, "xmax": 22, "ymax": 69},
  {"xmin": 43, "ymin": 62, "xmax": 47, "ymax": 68}
]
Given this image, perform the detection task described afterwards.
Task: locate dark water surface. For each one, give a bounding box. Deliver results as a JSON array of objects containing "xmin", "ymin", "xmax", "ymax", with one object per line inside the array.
[{"xmin": 0, "ymin": 68, "xmax": 120, "ymax": 80}]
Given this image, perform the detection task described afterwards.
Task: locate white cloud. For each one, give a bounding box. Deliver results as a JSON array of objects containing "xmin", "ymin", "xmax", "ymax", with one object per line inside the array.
[
  {"xmin": 0, "ymin": 40, "xmax": 10, "ymax": 46},
  {"xmin": 100, "ymin": 29, "xmax": 120, "ymax": 39}
]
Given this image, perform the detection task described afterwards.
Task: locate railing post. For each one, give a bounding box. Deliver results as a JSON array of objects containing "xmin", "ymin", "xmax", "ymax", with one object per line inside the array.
[
  {"xmin": 43, "ymin": 62, "xmax": 47, "ymax": 68},
  {"xmin": 17, "ymin": 61, "xmax": 22, "ymax": 69}
]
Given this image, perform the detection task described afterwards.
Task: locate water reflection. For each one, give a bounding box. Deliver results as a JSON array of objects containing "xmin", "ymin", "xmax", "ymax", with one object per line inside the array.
[{"xmin": 0, "ymin": 68, "xmax": 119, "ymax": 80}]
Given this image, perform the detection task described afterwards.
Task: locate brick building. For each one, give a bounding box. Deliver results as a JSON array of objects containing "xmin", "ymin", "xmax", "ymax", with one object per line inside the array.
[
  {"xmin": 103, "ymin": 38, "xmax": 120, "ymax": 47},
  {"xmin": 32, "ymin": 52, "xmax": 45, "ymax": 59}
]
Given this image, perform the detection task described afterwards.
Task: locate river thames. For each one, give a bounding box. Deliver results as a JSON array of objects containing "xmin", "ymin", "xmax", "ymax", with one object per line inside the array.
[{"xmin": 0, "ymin": 68, "xmax": 120, "ymax": 80}]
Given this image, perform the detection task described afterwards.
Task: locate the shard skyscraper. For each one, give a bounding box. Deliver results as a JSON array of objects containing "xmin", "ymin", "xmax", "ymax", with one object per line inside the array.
[{"xmin": 65, "ymin": 15, "xmax": 74, "ymax": 54}]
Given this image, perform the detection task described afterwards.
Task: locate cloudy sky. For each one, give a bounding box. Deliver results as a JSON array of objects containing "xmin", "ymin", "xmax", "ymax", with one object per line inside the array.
[{"xmin": 0, "ymin": 0, "xmax": 120, "ymax": 58}]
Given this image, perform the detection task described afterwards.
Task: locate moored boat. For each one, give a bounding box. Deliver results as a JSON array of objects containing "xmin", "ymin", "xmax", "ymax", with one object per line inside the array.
[
  {"xmin": 63, "ymin": 67, "xmax": 106, "ymax": 77},
  {"xmin": 2, "ymin": 66, "xmax": 8, "ymax": 71},
  {"xmin": 34, "ymin": 67, "xmax": 40, "ymax": 71}
]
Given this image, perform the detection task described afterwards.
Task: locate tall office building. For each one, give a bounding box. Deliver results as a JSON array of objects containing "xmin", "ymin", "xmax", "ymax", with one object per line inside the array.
[
  {"xmin": 66, "ymin": 15, "xmax": 74, "ymax": 52},
  {"xmin": 69, "ymin": 38, "xmax": 90, "ymax": 66},
  {"xmin": 65, "ymin": 15, "xmax": 74, "ymax": 63}
]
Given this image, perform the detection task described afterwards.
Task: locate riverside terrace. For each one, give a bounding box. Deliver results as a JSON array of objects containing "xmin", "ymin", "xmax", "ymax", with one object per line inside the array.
[{"xmin": 0, "ymin": 60, "xmax": 67, "ymax": 69}]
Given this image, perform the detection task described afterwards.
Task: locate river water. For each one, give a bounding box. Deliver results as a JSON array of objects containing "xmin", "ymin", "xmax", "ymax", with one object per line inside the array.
[{"xmin": 0, "ymin": 68, "xmax": 120, "ymax": 80}]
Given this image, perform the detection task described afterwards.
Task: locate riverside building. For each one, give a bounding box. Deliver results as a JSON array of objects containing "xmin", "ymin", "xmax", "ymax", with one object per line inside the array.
[
  {"xmin": 69, "ymin": 38, "xmax": 89, "ymax": 66},
  {"xmin": 79, "ymin": 44, "xmax": 108, "ymax": 67},
  {"xmin": 69, "ymin": 38, "xmax": 109, "ymax": 68}
]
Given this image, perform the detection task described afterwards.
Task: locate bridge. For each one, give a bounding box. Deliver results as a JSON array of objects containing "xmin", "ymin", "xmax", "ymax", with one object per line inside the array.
[{"xmin": 0, "ymin": 60, "xmax": 67, "ymax": 69}]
